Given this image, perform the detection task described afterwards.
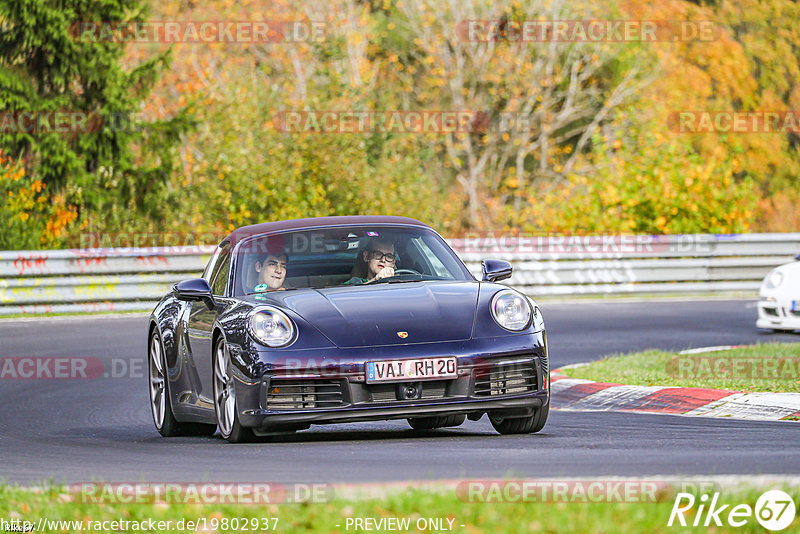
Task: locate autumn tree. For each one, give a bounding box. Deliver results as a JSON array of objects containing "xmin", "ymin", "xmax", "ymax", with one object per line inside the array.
[
  {"xmin": 0, "ymin": 0, "xmax": 193, "ymax": 245},
  {"xmin": 388, "ymin": 0, "xmax": 651, "ymax": 231}
]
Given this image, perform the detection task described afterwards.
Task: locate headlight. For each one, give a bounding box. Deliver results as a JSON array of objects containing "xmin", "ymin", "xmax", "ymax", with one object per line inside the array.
[
  {"xmin": 247, "ymin": 307, "xmax": 296, "ymax": 347},
  {"xmin": 490, "ymin": 289, "xmax": 532, "ymax": 331},
  {"xmin": 765, "ymin": 270, "xmax": 784, "ymax": 289}
]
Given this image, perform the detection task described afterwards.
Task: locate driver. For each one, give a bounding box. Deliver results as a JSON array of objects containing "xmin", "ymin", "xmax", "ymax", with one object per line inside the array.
[
  {"xmin": 347, "ymin": 238, "xmax": 396, "ymax": 284},
  {"xmin": 253, "ymin": 252, "xmax": 288, "ymax": 291}
]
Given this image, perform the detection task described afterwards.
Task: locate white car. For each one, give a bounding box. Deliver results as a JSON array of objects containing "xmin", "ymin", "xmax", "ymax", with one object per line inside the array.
[{"xmin": 757, "ymin": 252, "xmax": 800, "ymax": 332}]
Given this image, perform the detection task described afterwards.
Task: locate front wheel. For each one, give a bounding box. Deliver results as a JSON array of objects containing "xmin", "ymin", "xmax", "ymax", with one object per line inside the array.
[
  {"xmin": 213, "ymin": 337, "xmax": 255, "ymax": 443},
  {"xmin": 149, "ymin": 331, "xmax": 215, "ymax": 437},
  {"xmin": 490, "ymin": 403, "xmax": 549, "ymax": 435}
]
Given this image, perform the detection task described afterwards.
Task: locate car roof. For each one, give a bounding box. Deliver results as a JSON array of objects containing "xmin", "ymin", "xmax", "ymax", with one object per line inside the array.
[{"xmin": 224, "ymin": 215, "xmax": 432, "ymax": 246}]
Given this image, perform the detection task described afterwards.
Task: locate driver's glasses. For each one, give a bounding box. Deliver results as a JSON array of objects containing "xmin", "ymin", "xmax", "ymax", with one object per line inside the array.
[{"xmin": 368, "ymin": 250, "xmax": 397, "ymax": 264}]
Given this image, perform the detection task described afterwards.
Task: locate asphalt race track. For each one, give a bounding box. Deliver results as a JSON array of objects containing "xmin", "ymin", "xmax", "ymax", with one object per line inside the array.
[{"xmin": 1, "ymin": 298, "xmax": 799, "ymax": 485}]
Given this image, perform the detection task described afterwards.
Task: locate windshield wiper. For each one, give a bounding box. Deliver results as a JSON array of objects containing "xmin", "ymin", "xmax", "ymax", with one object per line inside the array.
[{"xmin": 367, "ymin": 278, "xmax": 423, "ymax": 285}]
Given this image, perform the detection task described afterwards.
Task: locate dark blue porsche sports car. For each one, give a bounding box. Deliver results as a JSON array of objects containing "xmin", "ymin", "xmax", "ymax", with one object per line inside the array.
[{"xmin": 148, "ymin": 216, "xmax": 550, "ymax": 442}]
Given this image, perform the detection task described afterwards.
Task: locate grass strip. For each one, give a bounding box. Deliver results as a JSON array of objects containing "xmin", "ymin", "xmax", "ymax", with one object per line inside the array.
[
  {"xmin": 562, "ymin": 342, "xmax": 800, "ymax": 393},
  {"xmin": 0, "ymin": 483, "xmax": 798, "ymax": 533}
]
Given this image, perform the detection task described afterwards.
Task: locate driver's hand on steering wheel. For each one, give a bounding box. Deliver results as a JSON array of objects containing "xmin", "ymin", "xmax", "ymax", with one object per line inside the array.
[{"xmin": 373, "ymin": 266, "xmax": 395, "ymax": 281}]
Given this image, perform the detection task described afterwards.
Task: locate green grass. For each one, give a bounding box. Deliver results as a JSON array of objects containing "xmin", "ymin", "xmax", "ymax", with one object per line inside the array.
[
  {"xmin": 562, "ymin": 343, "xmax": 800, "ymax": 393},
  {"xmin": 1, "ymin": 483, "xmax": 798, "ymax": 533}
]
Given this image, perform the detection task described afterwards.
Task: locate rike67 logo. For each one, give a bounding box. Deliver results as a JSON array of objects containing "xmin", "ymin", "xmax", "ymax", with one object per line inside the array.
[{"xmin": 668, "ymin": 490, "xmax": 796, "ymax": 531}]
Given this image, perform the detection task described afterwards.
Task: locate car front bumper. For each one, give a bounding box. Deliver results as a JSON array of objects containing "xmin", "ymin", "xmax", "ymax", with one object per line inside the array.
[
  {"xmin": 233, "ymin": 333, "xmax": 549, "ymax": 430},
  {"xmin": 241, "ymin": 390, "xmax": 549, "ymax": 428},
  {"xmin": 757, "ymin": 296, "xmax": 800, "ymax": 331}
]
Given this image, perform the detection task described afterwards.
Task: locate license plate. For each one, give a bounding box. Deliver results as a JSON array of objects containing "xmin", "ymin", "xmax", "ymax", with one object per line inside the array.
[
  {"xmin": 365, "ymin": 357, "xmax": 457, "ymax": 383},
  {"xmin": 794, "ymin": 301, "xmax": 800, "ymax": 312}
]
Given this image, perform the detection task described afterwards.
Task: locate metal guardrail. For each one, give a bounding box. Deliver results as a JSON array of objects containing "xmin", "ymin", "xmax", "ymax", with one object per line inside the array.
[
  {"xmin": 455, "ymin": 233, "xmax": 800, "ymax": 296},
  {"xmin": 1, "ymin": 233, "xmax": 798, "ymax": 315},
  {"xmin": 0, "ymin": 247, "xmax": 212, "ymax": 315}
]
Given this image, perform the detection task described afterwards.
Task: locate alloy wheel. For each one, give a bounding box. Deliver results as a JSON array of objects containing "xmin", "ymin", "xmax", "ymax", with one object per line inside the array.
[
  {"xmin": 148, "ymin": 334, "xmax": 166, "ymax": 429},
  {"xmin": 213, "ymin": 340, "xmax": 236, "ymax": 437}
]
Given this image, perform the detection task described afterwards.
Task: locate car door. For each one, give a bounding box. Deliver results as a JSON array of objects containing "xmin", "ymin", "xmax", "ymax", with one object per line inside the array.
[{"xmin": 187, "ymin": 242, "xmax": 232, "ymax": 409}]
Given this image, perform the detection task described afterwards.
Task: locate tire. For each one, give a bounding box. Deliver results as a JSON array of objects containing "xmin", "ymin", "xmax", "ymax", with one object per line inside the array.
[
  {"xmin": 149, "ymin": 331, "xmax": 216, "ymax": 437},
  {"xmin": 408, "ymin": 414, "xmax": 466, "ymax": 430},
  {"xmin": 213, "ymin": 337, "xmax": 255, "ymax": 443},
  {"xmin": 490, "ymin": 403, "xmax": 549, "ymax": 435}
]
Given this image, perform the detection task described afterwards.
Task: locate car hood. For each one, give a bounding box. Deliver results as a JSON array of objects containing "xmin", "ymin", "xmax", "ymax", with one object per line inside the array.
[{"xmin": 249, "ymin": 281, "xmax": 480, "ymax": 348}]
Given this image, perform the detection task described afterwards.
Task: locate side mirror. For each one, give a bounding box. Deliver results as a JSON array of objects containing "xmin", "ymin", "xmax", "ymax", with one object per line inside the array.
[
  {"xmin": 173, "ymin": 278, "xmax": 216, "ymax": 310},
  {"xmin": 795, "ymin": 252, "xmax": 800, "ymax": 261},
  {"xmin": 482, "ymin": 259, "xmax": 513, "ymax": 283}
]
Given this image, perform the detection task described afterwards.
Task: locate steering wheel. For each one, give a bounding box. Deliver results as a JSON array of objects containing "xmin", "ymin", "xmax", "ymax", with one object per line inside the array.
[{"xmin": 392, "ymin": 268, "xmax": 421, "ymax": 275}]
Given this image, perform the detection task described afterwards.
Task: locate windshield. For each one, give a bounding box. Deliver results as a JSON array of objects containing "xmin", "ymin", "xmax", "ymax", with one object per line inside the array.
[{"xmin": 233, "ymin": 225, "xmax": 472, "ymax": 296}]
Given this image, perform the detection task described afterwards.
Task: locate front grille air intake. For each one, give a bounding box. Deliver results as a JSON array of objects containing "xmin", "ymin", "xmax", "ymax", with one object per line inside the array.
[
  {"xmin": 266, "ymin": 379, "xmax": 344, "ymax": 410},
  {"xmin": 474, "ymin": 359, "xmax": 537, "ymax": 397}
]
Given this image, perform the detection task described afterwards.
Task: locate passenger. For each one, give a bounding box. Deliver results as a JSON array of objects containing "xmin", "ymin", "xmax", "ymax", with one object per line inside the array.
[
  {"xmin": 254, "ymin": 252, "xmax": 288, "ymax": 292},
  {"xmin": 347, "ymin": 238, "xmax": 397, "ymax": 284}
]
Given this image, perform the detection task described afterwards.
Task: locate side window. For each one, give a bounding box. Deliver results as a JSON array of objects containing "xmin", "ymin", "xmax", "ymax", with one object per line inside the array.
[{"xmin": 209, "ymin": 244, "xmax": 232, "ymax": 296}]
